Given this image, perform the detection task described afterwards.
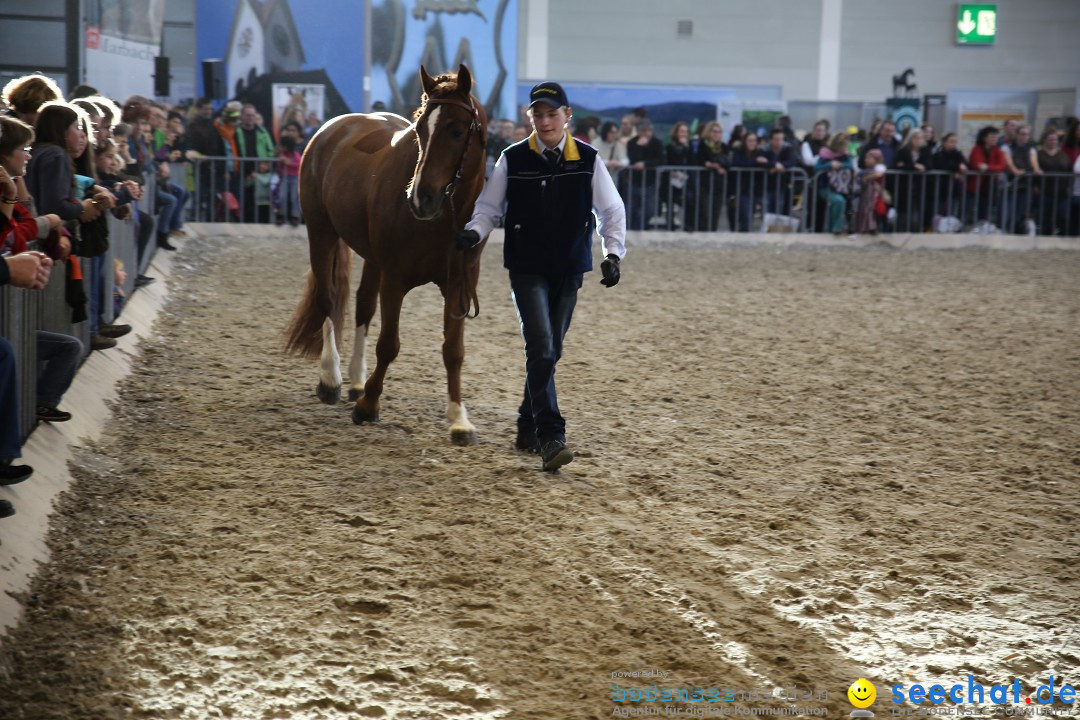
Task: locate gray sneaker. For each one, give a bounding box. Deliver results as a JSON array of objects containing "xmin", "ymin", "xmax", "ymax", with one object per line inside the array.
[{"xmin": 540, "ymin": 439, "xmax": 574, "ymax": 471}]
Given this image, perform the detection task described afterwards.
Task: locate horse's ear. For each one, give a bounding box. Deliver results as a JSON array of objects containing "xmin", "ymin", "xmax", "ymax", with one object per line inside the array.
[
  {"xmin": 419, "ymin": 65, "xmax": 437, "ymax": 97},
  {"xmin": 456, "ymin": 64, "xmax": 472, "ymax": 97}
]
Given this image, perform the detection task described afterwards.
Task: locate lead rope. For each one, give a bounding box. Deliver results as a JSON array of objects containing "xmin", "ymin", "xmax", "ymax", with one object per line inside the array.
[
  {"xmin": 445, "ymin": 178, "xmax": 480, "ymax": 320},
  {"xmin": 430, "ymin": 95, "xmax": 483, "ymax": 321}
]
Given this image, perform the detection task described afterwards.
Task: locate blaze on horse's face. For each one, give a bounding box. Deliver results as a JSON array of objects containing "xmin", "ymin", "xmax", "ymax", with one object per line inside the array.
[{"xmin": 408, "ymin": 64, "xmax": 476, "ymax": 220}]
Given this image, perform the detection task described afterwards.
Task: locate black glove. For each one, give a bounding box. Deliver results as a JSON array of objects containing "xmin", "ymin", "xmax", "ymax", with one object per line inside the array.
[
  {"xmin": 454, "ymin": 229, "xmax": 481, "ymax": 251},
  {"xmin": 600, "ymin": 254, "xmax": 621, "ymax": 287}
]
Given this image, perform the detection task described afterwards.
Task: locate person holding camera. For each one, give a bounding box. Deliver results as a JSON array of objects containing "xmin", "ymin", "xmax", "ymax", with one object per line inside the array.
[{"xmin": 455, "ymin": 81, "xmax": 626, "ymax": 472}]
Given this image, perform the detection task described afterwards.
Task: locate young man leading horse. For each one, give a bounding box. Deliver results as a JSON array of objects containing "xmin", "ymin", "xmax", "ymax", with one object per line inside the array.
[{"xmin": 455, "ymin": 81, "xmax": 627, "ymax": 471}]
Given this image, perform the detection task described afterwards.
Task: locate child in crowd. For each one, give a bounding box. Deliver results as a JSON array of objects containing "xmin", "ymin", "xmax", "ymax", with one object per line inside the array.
[
  {"xmin": 113, "ymin": 258, "xmax": 128, "ymax": 317},
  {"xmin": 855, "ymin": 149, "xmax": 887, "ymax": 234},
  {"xmin": 252, "ymin": 161, "xmax": 274, "ymax": 224},
  {"xmin": 95, "ymin": 139, "xmax": 154, "ymax": 286},
  {"xmin": 815, "ymin": 132, "xmax": 856, "ymax": 235},
  {"xmin": 277, "ymin": 135, "xmax": 302, "ymax": 227},
  {"xmin": 111, "ymin": 122, "xmax": 137, "ymax": 169},
  {"xmin": 94, "ymin": 138, "xmax": 142, "ymax": 209}
]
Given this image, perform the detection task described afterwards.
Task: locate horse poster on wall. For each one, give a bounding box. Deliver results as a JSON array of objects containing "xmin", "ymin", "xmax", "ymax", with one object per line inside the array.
[{"xmin": 272, "ymin": 83, "xmax": 325, "ymax": 140}]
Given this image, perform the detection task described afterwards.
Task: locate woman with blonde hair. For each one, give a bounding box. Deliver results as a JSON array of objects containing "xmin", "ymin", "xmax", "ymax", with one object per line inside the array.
[
  {"xmin": 665, "ymin": 121, "xmax": 696, "ymax": 230},
  {"xmin": 695, "ymin": 121, "xmax": 728, "ymax": 230},
  {"xmin": 896, "ymin": 128, "xmax": 932, "ymax": 231},
  {"xmin": 814, "ymin": 132, "xmax": 856, "ymax": 234},
  {"xmin": 2, "ymin": 73, "xmax": 62, "ymax": 126}
]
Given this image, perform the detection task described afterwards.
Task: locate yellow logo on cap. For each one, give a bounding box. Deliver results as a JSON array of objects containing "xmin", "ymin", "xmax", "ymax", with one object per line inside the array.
[
  {"xmin": 848, "ymin": 679, "xmax": 876, "ymax": 709},
  {"xmin": 534, "ymin": 88, "xmax": 557, "ymax": 94}
]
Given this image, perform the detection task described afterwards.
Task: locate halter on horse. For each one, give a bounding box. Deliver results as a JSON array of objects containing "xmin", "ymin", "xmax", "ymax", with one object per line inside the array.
[
  {"xmin": 421, "ymin": 91, "xmax": 485, "ymax": 319},
  {"xmin": 285, "ymin": 64, "xmax": 489, "ymax": 445}
]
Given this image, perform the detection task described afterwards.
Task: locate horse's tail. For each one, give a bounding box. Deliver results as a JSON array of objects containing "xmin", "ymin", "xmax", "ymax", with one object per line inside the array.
[{"xmin": 284, "ymin": 237, "xmax": 352, "ymax": 359}]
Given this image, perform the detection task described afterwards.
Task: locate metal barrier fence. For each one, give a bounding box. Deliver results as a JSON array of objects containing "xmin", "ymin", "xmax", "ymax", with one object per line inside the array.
[
  {"xmin": 179, "ymin": 157, "xmax": 1079, "ymax": 236},
  {"xmin": 612, "ymin": 166, "xmax": 1079, "ymax": 236},
  {"xmin": 0, "ymin": 176, "xmax": 156, "ymax": 441},
  {"xmin": 182, "ymin": 156, "xmax": 286, "ymax": 224},
  {"xmin": 613, "ymin": 166, "xmax": 809, "ymax": 233}
]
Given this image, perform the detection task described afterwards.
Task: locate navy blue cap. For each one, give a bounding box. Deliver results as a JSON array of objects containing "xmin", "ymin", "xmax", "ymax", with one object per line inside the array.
[{"xmin": 529, "ymin": 81, "xmax": 569, "ymax": 109}]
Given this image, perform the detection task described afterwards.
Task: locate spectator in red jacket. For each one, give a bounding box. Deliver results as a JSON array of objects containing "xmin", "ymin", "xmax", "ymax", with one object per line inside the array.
[
  {"xmin": 0, "ymin": 115, "xmax": 82, "ymax": 425},
  {"xmin": 968, "ymin": 126, "xmax": 1007, "ymax": 226},
  {"xmin": 0, "ymin": 116, "xmax": 68, "ymax": 260}
]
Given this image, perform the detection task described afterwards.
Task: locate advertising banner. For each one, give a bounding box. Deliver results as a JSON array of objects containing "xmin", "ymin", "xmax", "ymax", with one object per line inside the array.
[
  {"xmin": 84, "ymin": 0, "xmax": 165, "ymax": 101},
  {"xmin": 886, "ymin": 97, "xmax": 922, "ymax": 136},
  {"xmin": 957, "ymin": 107, "xmax": 1026, "ymax": 152},
  {"xmin": 371, "ymin": 0, "xmax": 517, "ymax": 120},
  {"xmin": 513, "ymin": 82, "xmax": 736, "ymax": 141},
  {"xmin": 716, "ymin": 100, "xmax": 789, "ymax": 143},
  {"xmin": 196, "ymin": 0, "xmax": 365, "ymax": 114}
]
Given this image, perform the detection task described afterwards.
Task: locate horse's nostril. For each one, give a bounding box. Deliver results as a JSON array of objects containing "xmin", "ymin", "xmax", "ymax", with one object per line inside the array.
[{"xmin": 420, "ymin": 191, "xmax": 438, "ymax": 209}]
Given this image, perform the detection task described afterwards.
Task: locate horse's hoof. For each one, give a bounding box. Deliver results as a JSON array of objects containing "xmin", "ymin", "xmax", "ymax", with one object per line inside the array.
[
  {"xmin": 316, "ymin": 382, "xmax": 341, "ymax": 405},
  {"xmin": 352, "ymin": 404, "xmax": 379, "ymax": 425},
  {"xmin": 347, "ymin": 388, "xmax": 364, "ymax": 402},
  {"xmin": 450, "ymin": 429, "xmax": 477, "ymax": 446}
]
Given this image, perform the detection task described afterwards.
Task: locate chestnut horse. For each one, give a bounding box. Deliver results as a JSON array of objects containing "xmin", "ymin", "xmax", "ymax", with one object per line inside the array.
[{"xmin": 285, "ymin": 65, "xmax": 488, "ymax": 445}]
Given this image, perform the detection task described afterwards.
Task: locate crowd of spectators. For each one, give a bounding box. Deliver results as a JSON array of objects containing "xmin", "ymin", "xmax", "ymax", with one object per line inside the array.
[
  {"xmin": 0, "ymin": 72, "xmax": 192, "ymax": 518},
  {"xmin": 0, "ymin": 71, "xmax": 336, "ymax": 519},
  {"xmin": 181, "ymin": 97, "xmax": 319, "ymax": 225},
  {"xmin": 484, "ymin": 107, "xmax": 1080, "ymax": 237}
]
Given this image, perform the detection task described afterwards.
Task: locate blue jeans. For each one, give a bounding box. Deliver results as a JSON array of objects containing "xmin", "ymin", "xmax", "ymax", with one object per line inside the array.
[
  {"xmin": 282, "ymin": 175, "xmax": 300, "ymax": 220},
  {"xmin": 88, "ymin": 254, "xmax": 106, "ymax": 335},
  {"xmin": 164, "ymin": 181, "xmax": 188, "ymax": 231},
  {"xmin": 156, "ymin": 187, "xmax": 177, "ymax": 234},
  {"xmin": 510, "ymin": 272, "xmax": 582, "ymax": 443},
  {"xmin": 0, "ymin": 336, "xmax": 19, "ymax": 459},
  {"xmin": 737, "ymin": 195, "xmax": 754, "ymax": 232},
  {"xmin": 37, "ymin": 331, "xmax": 83, "ymax": 409}
]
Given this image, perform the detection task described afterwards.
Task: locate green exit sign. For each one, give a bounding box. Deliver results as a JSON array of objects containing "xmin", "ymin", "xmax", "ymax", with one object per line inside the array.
[{"xmin": 957, "ymin": 3, "xmax": 997, "ymax": 45}]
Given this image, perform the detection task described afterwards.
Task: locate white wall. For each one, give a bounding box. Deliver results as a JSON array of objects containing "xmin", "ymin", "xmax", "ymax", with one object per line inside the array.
[
  {"xmin": 539, "ymin": 0, "xmax": 822, "ymax": 99},
  {"xmin": 838, "ymin": 0, "xmax": 1080, "ymax": 101},
  {"xmin": 537, "ymin": 0, "xmax": 1080, "ymax": 104}
]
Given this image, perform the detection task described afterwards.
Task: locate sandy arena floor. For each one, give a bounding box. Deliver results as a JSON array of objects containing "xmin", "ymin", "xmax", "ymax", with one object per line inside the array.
[{"xmin": 0, "ymin": 232, "xmax": 1077, "ymax": 719}]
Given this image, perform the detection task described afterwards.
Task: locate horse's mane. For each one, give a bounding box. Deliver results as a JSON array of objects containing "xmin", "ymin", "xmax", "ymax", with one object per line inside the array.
[{"xmin": 413, "ymin": 73, "xmax": 464, "ymax": 121}]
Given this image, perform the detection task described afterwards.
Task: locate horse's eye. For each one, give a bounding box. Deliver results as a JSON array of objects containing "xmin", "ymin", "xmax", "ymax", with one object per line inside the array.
[{"xmin": 451, "ymin": 128, "xmax": 464, "ymax": 139}]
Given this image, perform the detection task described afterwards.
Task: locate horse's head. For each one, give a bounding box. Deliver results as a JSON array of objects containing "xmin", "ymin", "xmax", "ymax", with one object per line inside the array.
[{"xmin": 407, "ymin": 63, "xmax": 487, "ymax": 220}]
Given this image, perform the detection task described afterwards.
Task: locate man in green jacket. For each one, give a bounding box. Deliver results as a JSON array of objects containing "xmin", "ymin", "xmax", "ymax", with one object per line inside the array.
[{"xmin": 236, "ymin": 103, "xmax": 276, "ymax": 223}]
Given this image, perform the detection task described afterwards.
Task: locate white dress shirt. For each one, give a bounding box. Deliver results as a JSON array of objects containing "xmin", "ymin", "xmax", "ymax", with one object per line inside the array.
[{"xmin": 466, "ymin": 133, "xmax": 627, "ymax": 260}]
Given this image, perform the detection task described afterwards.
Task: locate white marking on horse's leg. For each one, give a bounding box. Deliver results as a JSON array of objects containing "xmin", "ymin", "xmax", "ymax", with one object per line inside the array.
[
  {"xmin": 447, "ymin": 400, "xmax": 477, "ymax": 437},
  {"xmin": 319, "ymin": 318, "xmax": 342, "ymax": 390},
  {"xmin": 348, "ymin": 324, "xmax": 368, "ymax": 395}
]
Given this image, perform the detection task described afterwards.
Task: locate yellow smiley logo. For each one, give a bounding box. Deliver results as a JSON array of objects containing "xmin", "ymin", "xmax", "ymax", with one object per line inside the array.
[{"xmin": 848, "ymin": 678, "xmax": 877, "ymax": 708}]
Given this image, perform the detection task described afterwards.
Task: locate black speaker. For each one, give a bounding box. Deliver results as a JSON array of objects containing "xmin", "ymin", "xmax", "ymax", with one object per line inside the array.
[
  {"xmin": 153, "ymin": 56, "xmax": 171, "ymax": 97},
  {"xmin": 202, "ymin": 59, "xmax": 226, "ymax": 100}
]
